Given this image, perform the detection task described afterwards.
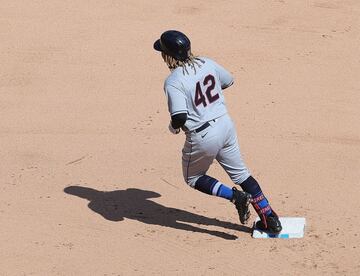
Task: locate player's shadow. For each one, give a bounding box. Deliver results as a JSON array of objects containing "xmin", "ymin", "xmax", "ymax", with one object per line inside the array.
[{"xmin": 64, "ymin": 186, "xmax": 252, "ymax": 240}]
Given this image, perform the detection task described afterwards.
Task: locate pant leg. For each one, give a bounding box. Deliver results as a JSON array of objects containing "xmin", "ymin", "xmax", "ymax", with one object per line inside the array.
[
  {"xmin": 216, "ymin": 116, "xmax": 251, "ymax": 184},
  {"xmin": 182, "ymin": 123, "xmax": 221, "ymax": 187}
]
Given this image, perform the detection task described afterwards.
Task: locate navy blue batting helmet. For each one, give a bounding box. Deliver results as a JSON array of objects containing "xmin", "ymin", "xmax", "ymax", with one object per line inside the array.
[{"xmin": 153, "ymin": 30, "xmax": 191, "ymax": 61}]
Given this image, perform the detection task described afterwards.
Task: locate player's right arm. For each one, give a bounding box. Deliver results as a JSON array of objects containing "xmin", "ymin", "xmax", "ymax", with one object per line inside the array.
[{"xmin": 206, "ymin": 58, "xmax": 234, "ymax": 90}]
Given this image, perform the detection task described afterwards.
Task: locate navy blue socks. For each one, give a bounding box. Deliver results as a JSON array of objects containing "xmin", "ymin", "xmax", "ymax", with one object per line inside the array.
[
  {"xmin": 194, "ymin": 174, "xmax": 274, "ymax": 213},
  {"xmin": 240, "ymin": 176, "xmax": 272, "ymax": 216},
  {"xmin": 194, "ymin": 175, "xmax": 233, "ymax": 200}
]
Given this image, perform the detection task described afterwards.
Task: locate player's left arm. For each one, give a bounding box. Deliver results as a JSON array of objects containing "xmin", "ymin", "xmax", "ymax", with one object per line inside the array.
[
  {"xmin": 171, "ymin": 113, "xmax": 187, "ymax": 129},
  {"xmin": 168, "ymin": 112, "xmax": 187, "ymax": 134},
  {"xmin": 164, "ymin": 82, "xmax": 188, "ymax": 134}
]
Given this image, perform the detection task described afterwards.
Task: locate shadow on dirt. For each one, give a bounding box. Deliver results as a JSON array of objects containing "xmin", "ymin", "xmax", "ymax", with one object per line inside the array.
[{"xmin": 64, "ymin": 186, "xmax": 252, "ymax": 240}]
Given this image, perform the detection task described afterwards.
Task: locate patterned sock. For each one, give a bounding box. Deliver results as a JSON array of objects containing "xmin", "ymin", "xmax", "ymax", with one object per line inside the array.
[
  {"xmin": 240, "ymin": 176, "xmax": 272, "ymax": 216},
  {"xmin": 195, "ymin": 175, "xmax": 233, "ymax": 200}
]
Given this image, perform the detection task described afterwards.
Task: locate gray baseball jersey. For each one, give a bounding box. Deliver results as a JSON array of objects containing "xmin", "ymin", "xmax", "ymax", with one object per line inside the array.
[
  {"xmin": 163, "ymin": 57, "xmax": 250, "ymax": 187},
  {"xmin": 164, "ymin": 57, "xmax": 233, "ymax": 131}
]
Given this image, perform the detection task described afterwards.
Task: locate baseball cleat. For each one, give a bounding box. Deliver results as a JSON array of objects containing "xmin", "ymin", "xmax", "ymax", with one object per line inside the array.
[
  {"xmin": 256, "ymin": 212, "xmax": 282, "ymax": 234},
  {"xmin": 231, "ymin": 187, "xmax": 252, "ymax": 224}
]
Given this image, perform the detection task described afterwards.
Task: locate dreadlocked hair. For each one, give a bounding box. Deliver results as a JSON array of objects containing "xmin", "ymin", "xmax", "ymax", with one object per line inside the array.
[{"xmin": 162, "ymin": 52, "xmax": 205, "ymax": 75}]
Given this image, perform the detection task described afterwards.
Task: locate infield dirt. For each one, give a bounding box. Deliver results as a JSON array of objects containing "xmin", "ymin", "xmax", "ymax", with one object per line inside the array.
[{"xmin": 1, "ymin": 1, "xmax": 359, "ymax": 275}]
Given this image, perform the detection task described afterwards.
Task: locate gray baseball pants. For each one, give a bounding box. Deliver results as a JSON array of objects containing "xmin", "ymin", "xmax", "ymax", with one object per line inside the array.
[{"xmin": 182, "ymin": 113, "xmax": 251, "ymax": 187}]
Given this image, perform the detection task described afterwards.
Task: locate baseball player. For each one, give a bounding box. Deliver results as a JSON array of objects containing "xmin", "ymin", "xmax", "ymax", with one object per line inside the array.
[{"xmin": 153, "ymin": 30, "xmax": 282, "ymax": 234}]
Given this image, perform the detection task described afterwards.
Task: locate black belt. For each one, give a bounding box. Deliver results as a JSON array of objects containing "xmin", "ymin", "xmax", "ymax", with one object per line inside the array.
[{"xmin": 195, "ymin": 120, "xmax": 215, "ymax": 133}]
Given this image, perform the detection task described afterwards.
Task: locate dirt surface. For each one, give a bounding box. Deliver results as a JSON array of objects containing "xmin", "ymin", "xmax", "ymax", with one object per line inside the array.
[{"xmin": 1, "ymin": 1, "xmax": 360, "ymax": 275}]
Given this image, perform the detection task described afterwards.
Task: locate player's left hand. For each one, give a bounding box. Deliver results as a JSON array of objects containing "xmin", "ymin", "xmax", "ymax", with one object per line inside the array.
[{"xmin": 168, "ymin": 122, "xmax": 180, "ymax": 134}]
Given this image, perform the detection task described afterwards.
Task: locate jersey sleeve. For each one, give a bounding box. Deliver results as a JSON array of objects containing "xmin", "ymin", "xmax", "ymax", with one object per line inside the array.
[
  {"xmin": 212, "ymin": 60, "xmax": 234, "ymax": 89},
  {"xmin": 164, "ymin": 82, "xmax": 187, "ymax": 116}
]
